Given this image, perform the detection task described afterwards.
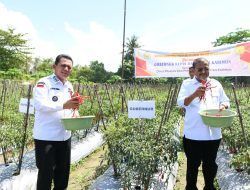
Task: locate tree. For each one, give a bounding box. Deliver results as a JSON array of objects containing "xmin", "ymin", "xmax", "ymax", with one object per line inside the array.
[
  {"xmin": 28, "ymin": 58, "xmax": 53, "ymax": 80},
  {"xmin": 124, "ymin": 35, "xmax": 141, "ymax": 62},
  {"xmin": 36, "ymin": 58, "xmax": 53, "ymax": 73},
  {"xmin": 72, "ymin": 65, "xmax": 93, "ymax": 82},
  {"xmin": 117, "ymin": 35, "xmax": 141, "ymax": 81},
  {"xmin": 116, "ymin": 60, "xmax": 134, "ymax": 81},
  {"xmin": 213, "ymin": 29, "xmax": 250, "ymax": 47},
  {"xmin": 106, "ymin": 75, "xmax": 122, "ymax": 84},
  {"xmin": 0, "ymin": 28, "xmax": 32, "ymax": 71},
  {"xmin": 89, "ymin": 60, "xmax": 108, "ymax": 83}
]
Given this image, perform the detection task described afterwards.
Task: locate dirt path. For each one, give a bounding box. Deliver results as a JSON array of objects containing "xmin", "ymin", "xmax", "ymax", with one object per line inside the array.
[{"xmin": 68, "ymin": 146, "xmax": 108, "ymax": 190}]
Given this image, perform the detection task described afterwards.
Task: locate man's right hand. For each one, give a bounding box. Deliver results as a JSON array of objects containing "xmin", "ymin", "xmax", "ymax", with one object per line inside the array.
[
  {"xmin": 184, "ymin": 86, "xmax": 205, "ymax": 106},
  {"xmin": 63, "ymin": 97, "xmax": 80, "ymax": 109},
  {"xmin": 193, "ymin": 86, "xmax": 206, "ymax": 98}
]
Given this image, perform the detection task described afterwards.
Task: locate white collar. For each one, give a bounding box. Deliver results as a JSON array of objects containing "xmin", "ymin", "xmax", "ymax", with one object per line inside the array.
[
  {"xmin": 51, "ymin": 74, "xmax": 69, "ymax": 85},
  {"xmin": 191, "ymin": 77, "xmax": 212, "ymax": 84}
]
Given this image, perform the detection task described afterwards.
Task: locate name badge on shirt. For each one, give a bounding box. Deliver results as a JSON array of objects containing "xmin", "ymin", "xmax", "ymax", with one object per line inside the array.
[
  {"xmin": 52, "ymin": 96, "xmax": 58, "ymax": 102},
  {"xmin": 50, "ymin": 87, "xmax": 60, "ymax": 90}
]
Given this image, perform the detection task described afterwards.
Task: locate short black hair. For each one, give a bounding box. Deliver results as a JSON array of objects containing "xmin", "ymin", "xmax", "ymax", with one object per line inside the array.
[
  {"xmin": 192, "ymin": 58, "xmax": 209, "ymax": 68},
  {"xmin": 189, "ymin": 66, "xmax": 194, "ymax": 69},
  {"xmin": 54, "ymin": 54, "xmax": 73, "ymax": 65}
]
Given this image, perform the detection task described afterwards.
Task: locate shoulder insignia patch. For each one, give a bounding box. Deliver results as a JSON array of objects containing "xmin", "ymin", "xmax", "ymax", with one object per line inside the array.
[{"xmin": 36, "ymin": 82, "xmax": 45, "ymax": 88}]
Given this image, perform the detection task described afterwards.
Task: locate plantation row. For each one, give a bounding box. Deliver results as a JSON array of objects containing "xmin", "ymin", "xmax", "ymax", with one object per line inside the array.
[
  {"xmin": 0, "ymin": 79, "xmax": 249, "ymax": 188},
  {"xmin": 223, "ymin": 83, "xmax": 250, "ymax": 173}
]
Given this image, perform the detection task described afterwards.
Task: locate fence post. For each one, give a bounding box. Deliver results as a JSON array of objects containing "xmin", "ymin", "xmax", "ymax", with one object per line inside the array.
[
  {"xmin": 231, "ymin": 83, "xmax": 248, "ymax": 148},
  {"xmin": 13, "ymin": 84, "xmax": 32, "ymax": 175}
]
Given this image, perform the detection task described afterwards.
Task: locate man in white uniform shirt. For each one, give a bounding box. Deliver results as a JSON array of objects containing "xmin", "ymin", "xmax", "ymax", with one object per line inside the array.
[
  {"xmin": 33, "ymin": 54, "xmax": 79, "ymax": 190},
  {"xmin": 177, "ymin": 58, "xmax": 230, "ymax": 190}
]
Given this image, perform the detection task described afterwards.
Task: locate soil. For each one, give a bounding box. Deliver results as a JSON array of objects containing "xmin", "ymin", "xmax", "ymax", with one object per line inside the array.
[{"xmin": 68, "ymin": 145, "xmax": 108, "ymax": 190}]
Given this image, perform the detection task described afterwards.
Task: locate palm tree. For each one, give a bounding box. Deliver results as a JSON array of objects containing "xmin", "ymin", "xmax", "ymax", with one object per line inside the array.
[
  {"xmin": 124, "ymin": 35, "xmax": 141, "ymax": 62},
  {"xmin": 117, "ymin": 35, "xmax": 141, "ymax": 81}
]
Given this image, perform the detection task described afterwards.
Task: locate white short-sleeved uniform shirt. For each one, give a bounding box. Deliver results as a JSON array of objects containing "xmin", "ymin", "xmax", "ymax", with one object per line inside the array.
[
  {"xmin": 177, "ymin": 77, "xmax": 230, "ymax": 140},
  {"xmin": 33, "ymin": 74, "xmax": 74, "ymax": 141}
]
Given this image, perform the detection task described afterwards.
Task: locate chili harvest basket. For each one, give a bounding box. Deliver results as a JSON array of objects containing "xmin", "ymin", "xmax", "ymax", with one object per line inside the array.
[
  {"xmin": 199, "ymin": 109, "xmax": 237, "ymax": 128},
  {"xmin": 61, "ymin": 116, "xmax": 95, "ymax": 131}
]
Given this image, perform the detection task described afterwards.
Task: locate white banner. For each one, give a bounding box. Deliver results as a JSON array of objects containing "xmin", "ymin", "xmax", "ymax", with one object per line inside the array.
[{"xmin": 134, "ymin": 41, "xmax": 250, "ymax": 78}]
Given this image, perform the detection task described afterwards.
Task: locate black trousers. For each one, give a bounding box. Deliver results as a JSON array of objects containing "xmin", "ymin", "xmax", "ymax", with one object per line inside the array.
[
  {"xmin": 183, "ymin": 136, "xmax": 221, "ymax": 190},
  {"xmin": 34, "ymin": 138, "xmax": 71, "ymax": 190}
]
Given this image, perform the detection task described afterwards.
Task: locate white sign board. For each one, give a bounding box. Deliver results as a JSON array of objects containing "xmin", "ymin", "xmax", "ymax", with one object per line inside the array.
[
  {"xmin": 19, "ymin": 98, "xmax": 34, "ymax": 114},
  {"xmin": 128, "ymin": 100, "xmax": 155, "ymax": 119}
]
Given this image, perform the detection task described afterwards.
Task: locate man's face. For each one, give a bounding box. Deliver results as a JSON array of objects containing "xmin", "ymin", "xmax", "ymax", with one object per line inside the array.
[
  {"xmin": 189, "ymin": 68, "xmax": 195, "ymax": 79},
  {"xmin": 53, "ymin": 57, "xmax": 73, "ymax": 82},
  {"xmin": 194, "ymin": 62, "xmax": 209, "ymax": 81}
]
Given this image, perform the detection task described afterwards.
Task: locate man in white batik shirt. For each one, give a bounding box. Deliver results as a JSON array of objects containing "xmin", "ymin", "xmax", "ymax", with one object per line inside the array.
[
  {"xmin": 177, "ymin": 58, "xmax": 230, "ymax": 190},
  {"xmin": 33, "ymin": 54, "xmax": 79, "ymax": 190}
]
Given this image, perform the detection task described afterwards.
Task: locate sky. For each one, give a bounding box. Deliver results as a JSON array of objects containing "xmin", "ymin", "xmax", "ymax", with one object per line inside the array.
[{"xmin": 0, "ymin": 0, "xmax": 249, "ymax": 72}]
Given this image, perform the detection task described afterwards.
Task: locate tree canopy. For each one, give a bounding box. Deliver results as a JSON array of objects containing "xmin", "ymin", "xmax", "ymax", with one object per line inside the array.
[
  {"xmin": 0, "ymin": 28, "xmax": 32, "ymax": 72},
  {"xmin": 89, "ymin": 60, "xmax": 109, "ymax": 83},
  {"xmin": 117, "ymin": 35, "xmax": 141, "ymax": 81},
  {"xmin": 213, "ymin": 29, "xmax": 250, "ymax": 47}
]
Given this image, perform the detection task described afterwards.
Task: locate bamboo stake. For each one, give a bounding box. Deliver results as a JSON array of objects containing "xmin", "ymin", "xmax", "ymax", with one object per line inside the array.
[
  {"xmin": 0, "ymin": 80, "xmax": 9, "ymax": 166},
  {"xmin": 14, "ymin": 84, "xmax": 32, "ymax": 175},
  {"xmin": 94, "ymin": 85, "xmax": 106, "ymax": 130},
  {"xmin": 104, "ymin": 83, "xmax": 116, "ymax": 119},
  {"xmin": 231, "ymin": 83, "xmax": 248, "ymax": 148},
  {"xmin": 156, "ymin": 82, "xmax": 173, "ymax": 141}
]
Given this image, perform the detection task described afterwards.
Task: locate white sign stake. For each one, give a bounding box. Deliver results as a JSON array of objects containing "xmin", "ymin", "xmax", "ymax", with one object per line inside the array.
[
  {"xmin": 128, "ymin": 100, "xmax": 155, "ymax": 119},
  {"xmin": 19, "ymin": 98, "xmax": 34, "ymax": 114}
]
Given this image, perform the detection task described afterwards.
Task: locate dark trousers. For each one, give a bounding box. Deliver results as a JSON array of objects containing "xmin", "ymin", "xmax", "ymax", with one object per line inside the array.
[
  {"xmin": 34, "ymin": 138, "xmax": 71, "ymax": 190},
  {"xmin": 183, "ymin": 136, "xmax": 221, "ymax": 190}
]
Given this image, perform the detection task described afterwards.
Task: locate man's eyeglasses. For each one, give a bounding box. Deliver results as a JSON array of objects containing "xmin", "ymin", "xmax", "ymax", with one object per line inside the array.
[
  {"xmin": 196, "ymin": 67, "xmax": 209, "ymax": 72},
  {"xmin": 59, "ymin": 64, "xmax": 72, "ymax": 70}
]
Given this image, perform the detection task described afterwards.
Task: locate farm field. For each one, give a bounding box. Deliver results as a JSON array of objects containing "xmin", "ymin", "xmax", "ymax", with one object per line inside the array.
[{"xmin": 0, "ymin": 80, "xmax": 249, "ymax": 189}]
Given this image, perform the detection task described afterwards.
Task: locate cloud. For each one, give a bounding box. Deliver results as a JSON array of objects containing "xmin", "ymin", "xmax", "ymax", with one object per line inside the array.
[
  {"xmin": 139, "ymin": 6, "xmax": 212, "ymax": 52},
  {"xmin": 0, "ymin": 2, "xmax": 122, "ymax": 72},
  {"xmin": 0, "ymin": 3, "xmax": 36, "ymax": 35},
  {"xmin": 0, "ymin": 2, "xmax": 58, "ymax": 58},
  {"xmin": 138, "ymin": 2, "xmax": 250, "ymax": 53},
  {"xmin": 1, "ymin": 0, "xmax": 249, "ymax": 73},
  {"xmin": 64, "ymin": 22, "xmax": 122, "ymax": 72}
]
